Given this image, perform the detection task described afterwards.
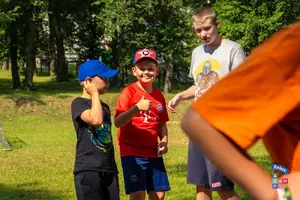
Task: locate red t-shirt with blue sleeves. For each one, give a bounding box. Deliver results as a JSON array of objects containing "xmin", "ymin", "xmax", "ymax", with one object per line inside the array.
[{"xmin": 114, "ymin": 83, "xmax": 169, "ymax": 158}]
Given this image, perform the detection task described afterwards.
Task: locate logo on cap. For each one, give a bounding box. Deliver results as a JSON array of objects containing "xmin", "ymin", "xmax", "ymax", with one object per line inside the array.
[
  {"xmin": 133, "ymin": 49, "xmax": 157, "ymax": 65},
  {"xmin": 142, "ymin": 49, "xmax": 150, "ymax": 55}
]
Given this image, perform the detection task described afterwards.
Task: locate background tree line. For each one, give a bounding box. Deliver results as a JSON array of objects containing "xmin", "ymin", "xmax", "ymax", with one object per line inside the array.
[{"xmin": 0, "ymin": 0, "xmax": 299, "ymax": 92}]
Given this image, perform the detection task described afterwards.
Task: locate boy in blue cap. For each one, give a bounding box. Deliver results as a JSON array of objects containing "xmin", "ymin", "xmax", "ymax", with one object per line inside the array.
[{"xmin": 71, "ymin": 60, "xmax": 119, "ymax": 200}]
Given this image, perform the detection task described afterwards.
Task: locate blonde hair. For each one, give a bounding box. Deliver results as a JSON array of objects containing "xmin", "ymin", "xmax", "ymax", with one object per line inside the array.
[{"xmin": 192, "ymin": 7, "xmax": 217, "ymax": 24}]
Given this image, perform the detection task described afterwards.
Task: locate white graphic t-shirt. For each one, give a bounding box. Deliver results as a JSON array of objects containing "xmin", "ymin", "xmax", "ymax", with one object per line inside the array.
[{"xmin": 189, "ymin": 39, "xmax": 246, "ymax": 99}]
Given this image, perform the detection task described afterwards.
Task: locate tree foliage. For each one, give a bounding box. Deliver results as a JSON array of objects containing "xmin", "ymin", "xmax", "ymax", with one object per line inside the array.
[
  {"xmin": 214, "ymin": 0, "xmax": 300, "ymax": 53},
  {"xmin": 0, "ymin": 0, "xmax": 299, "ymax": 90}
]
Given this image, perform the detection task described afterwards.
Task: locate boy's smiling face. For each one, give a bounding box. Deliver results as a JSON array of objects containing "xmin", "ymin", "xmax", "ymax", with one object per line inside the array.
[{"xmin": 132, "ymin": 59, "xmax": 159, "ymax": 87}]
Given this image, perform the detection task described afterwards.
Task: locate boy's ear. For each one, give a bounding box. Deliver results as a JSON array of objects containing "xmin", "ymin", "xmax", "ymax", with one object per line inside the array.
[
  {"xmin": 156, "ymin": 67, "xmax": 160, "ymax": 75},
  {"xmin": 132, "ymin": 66, "xmax": 137, "ymax": 76},
  {"xmin": 84, "ymin": 77, "xmax": 92, "ymax": 83},
  {"xmin": 215, "ymin": 20, "xmax": 220, "ymax": 29}
]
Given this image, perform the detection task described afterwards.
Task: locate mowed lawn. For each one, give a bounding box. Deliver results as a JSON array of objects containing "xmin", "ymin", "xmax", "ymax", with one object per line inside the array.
[{"xmin": 0, "ymin": 71, "xmax": 272, "ymax": 200}]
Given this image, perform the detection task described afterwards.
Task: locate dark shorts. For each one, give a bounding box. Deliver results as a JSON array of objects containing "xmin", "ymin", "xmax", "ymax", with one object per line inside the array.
[
  {"xmin": 187, "ymin": 140, "xmax": 234, "ymax": 191},
  {"xmin": 121, "ymin": 156, "xmax": 171, "ymax": 194},
  {"xmin": 74, "ymin": 171, "xmax": 119, "ymax": 200}
]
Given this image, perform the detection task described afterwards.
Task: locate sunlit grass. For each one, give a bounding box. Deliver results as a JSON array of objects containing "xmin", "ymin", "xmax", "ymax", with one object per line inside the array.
[{"xmin": 0, "ymin": 71, "xmax": 271, "ymax": 200}]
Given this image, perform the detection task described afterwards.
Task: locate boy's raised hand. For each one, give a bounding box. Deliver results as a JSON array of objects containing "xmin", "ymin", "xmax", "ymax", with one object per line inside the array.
[
  {"xmin": 167, "ymin": 94, "xmax": 182, "ymax": 113},
  {"xmin": 84, "ymin": 79, "xmax": 98, "ymax": 96},
  {"xmin": 136, "ymin": 94, "xmax": 152, "ymax": 111}
]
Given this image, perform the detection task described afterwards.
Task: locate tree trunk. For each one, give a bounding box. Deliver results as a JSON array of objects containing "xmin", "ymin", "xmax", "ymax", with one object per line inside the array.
[
  {"xmin": 87, "ymin": 2, "xmax": 98, "ymax": 60},
  {"xmin": 50, "ymin": 56, "xmax": 56, "ymax": 81},
  {"xmin": 9, "ymin": 22, "xmax": 21, "ymax": 89},
  {"xmin": 2, "ymin": 60, "xmax": 9, "ymax": 71},
  {"xmin": 18, "ymin": 58, "xmax": 26, "ymax": 75},
  {"xmin": 48, "ymin": 0, "xmax": 57, "ymax": 81},
  {"xmin": 76, "ymin": 62, "xmax": 80, "ymax": 78},
  {"xmin": 163, "ymin": 61, "xmax": 173, "ymax": 93},
  {"xmin": 23, "ymin": 12, "xmax": 36, "ymax": 90},
  {"xmin": 50, "ymin": 0, "xmax": 67, "ymax": 81},
  {"xmin": 124, "ymin": 67, "xmax": 128, "ymax": 85},
  {"xmin": 111, "ymin": 32, "xmax": 122, "ymax": 87},
  {"xmin": 158, "ymin": 68, "xmax": 162, "ymax": 88}
]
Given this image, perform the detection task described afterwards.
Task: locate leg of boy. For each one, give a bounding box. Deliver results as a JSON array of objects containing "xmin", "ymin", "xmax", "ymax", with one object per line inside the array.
[
  {"xmin": 187, "ymin": 140, "xmax": 212, "ymax": 200},
  {"xmin": 130, "ymin": 191, "xmax": 146, "ymax": 200},
  {"xmin": 206, "ymin": 158, "xmax": 239, "ymax": 200},
  {"xmin": 121, "ymin": 156, "xmax": 148, "ymax": 200},
  {"xmin": 74, "ymin": 171, "xmax": 102, "ymax": 200},
  {"xmin": 148, "ymin": 191, "xmax": 165, "ymax": 200},
  {"xmin": 147, "ymin": 157, "xmax": 170, "ymax": 200},
  {"xmin": 205, "ymin": 158, "xmax": 239, "ymax": 200},
  {"xmin": 196, "ymin": 186, "xmax": 212, "ymax": 200},
  {"xmin": 217, "ymin": 191, "xmax": 239, "ymax": 200},
  {"xmin": 101, "ymin": 173, "xmax": 120, "ymax": 200}
]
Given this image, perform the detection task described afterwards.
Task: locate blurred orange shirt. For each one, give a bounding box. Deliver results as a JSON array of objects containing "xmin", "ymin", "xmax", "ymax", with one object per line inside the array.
[{"xmin": 191, "ymin": 22, "xmax": 300, "ymax": 172}]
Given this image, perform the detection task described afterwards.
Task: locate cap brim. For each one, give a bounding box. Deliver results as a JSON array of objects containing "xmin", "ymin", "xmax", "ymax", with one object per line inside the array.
[
  {"xmin": 134, "ymin": 57, "xmax": 158, "ymax": 65},
  {"xmin": 98, "ymin": 69, "xmax": 119, "ymax": 78}
]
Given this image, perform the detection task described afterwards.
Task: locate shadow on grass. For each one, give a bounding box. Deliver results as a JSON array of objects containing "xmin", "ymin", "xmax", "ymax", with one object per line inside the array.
[
  {"xmin": 0, "ymin": 78, "xmax": 15, "ymax": 95},
  {"xmin": 36, "ymin": 71, "xmax": 50, "ymax": 77},
  {"xmin": 0, "ymin": 78, "xmax": 123, "ymax": 96},
  {"xmin": 0, "ymin": 182, "xmax": 66, "ymax": 200},
  {"xmin": 6, "ymin": 136, "xmax": 27, "ymax": 149},
  {"xmin": 5, "ymin": 96, "xmax": 46, "ymax": 106},
  {"xmin": 0, "ymin": 71, "xmax": 191, "ymax": 97}
]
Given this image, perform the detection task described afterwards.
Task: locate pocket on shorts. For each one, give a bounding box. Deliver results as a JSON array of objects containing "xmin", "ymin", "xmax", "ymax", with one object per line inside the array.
[{"xmin": 80, "ymin": 171, "xmax": 99, "ymax": 194}]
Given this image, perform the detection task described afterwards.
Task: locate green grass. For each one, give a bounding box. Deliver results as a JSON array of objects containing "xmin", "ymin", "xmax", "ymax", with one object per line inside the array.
[{"xmin": 0, "ymin": 70, "xmax": 272, "ymax": 200}]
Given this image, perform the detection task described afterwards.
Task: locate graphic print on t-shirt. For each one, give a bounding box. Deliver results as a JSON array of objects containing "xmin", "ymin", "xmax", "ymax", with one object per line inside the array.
[
  {"xmin": 89, "ymin": 106, "xmax": 112, "ymax": 152},
  {"xmin": 193, "ymin": 59, "xmax": 221, "ymax": 99},
  {"xmin": 139, "ymin": 110, "xmax": 159, "ymax": 123}
]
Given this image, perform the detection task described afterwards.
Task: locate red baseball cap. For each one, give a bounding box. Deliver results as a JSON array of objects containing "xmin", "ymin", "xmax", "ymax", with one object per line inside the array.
[{"xmin": 133, "ymin": 49, "xmax": 158, "ymax": 65}]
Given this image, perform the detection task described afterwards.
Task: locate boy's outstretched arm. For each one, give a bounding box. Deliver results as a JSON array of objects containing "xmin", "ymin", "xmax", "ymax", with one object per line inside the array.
[
  {"xmin": 114, "ymin": 94, "xmax": 151, "ymax": 127},
  {"xmin": 181, "ymin": 107, "xmax": 278, "ymax": 200},
  {"xmin": 168, "ymin": 85, "xmax": 196, "ymax": 113},
  {"xmin": 80, "ymin": 82, "xmax": 103, "ymax": 126}
]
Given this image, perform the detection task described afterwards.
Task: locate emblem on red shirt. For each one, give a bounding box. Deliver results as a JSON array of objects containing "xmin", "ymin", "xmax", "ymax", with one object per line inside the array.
[{"xmin": 157, "ymin": 104, "xmax": 163, "ymax": 113}]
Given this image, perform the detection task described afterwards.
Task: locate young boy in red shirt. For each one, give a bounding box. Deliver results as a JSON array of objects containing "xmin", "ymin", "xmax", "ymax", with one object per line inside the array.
[{"xmin": 114, "ymin": 49, "xmax": 170, "ymax": 200}]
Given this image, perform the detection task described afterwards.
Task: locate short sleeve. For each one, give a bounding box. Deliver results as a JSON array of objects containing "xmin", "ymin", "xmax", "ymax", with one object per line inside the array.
[
  {"xmin": 230, "ymin": 46, "xmax": 246, "ymax": 71},
  {"xmin": 71, "ymin": 98, "xmax": 90, "ymax": 121},
  {"xmin": 114, "ymin": 87, "xmax": 132, "ymax": 118},
  {"xmin": 159, "ymin": 93, "xmax": 169, "ymax": 124}
]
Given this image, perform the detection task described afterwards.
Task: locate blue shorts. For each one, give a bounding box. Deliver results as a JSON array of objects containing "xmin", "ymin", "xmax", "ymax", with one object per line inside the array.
[{"xmin": 121, "ymin": 156, "xmax": 171, "ymax": 194}]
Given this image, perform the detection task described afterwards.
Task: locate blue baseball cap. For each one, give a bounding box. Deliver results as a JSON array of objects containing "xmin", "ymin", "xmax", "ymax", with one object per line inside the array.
[{"xmin": 78, "ymin": 60, "xmax": 118, "ymax": 82}]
